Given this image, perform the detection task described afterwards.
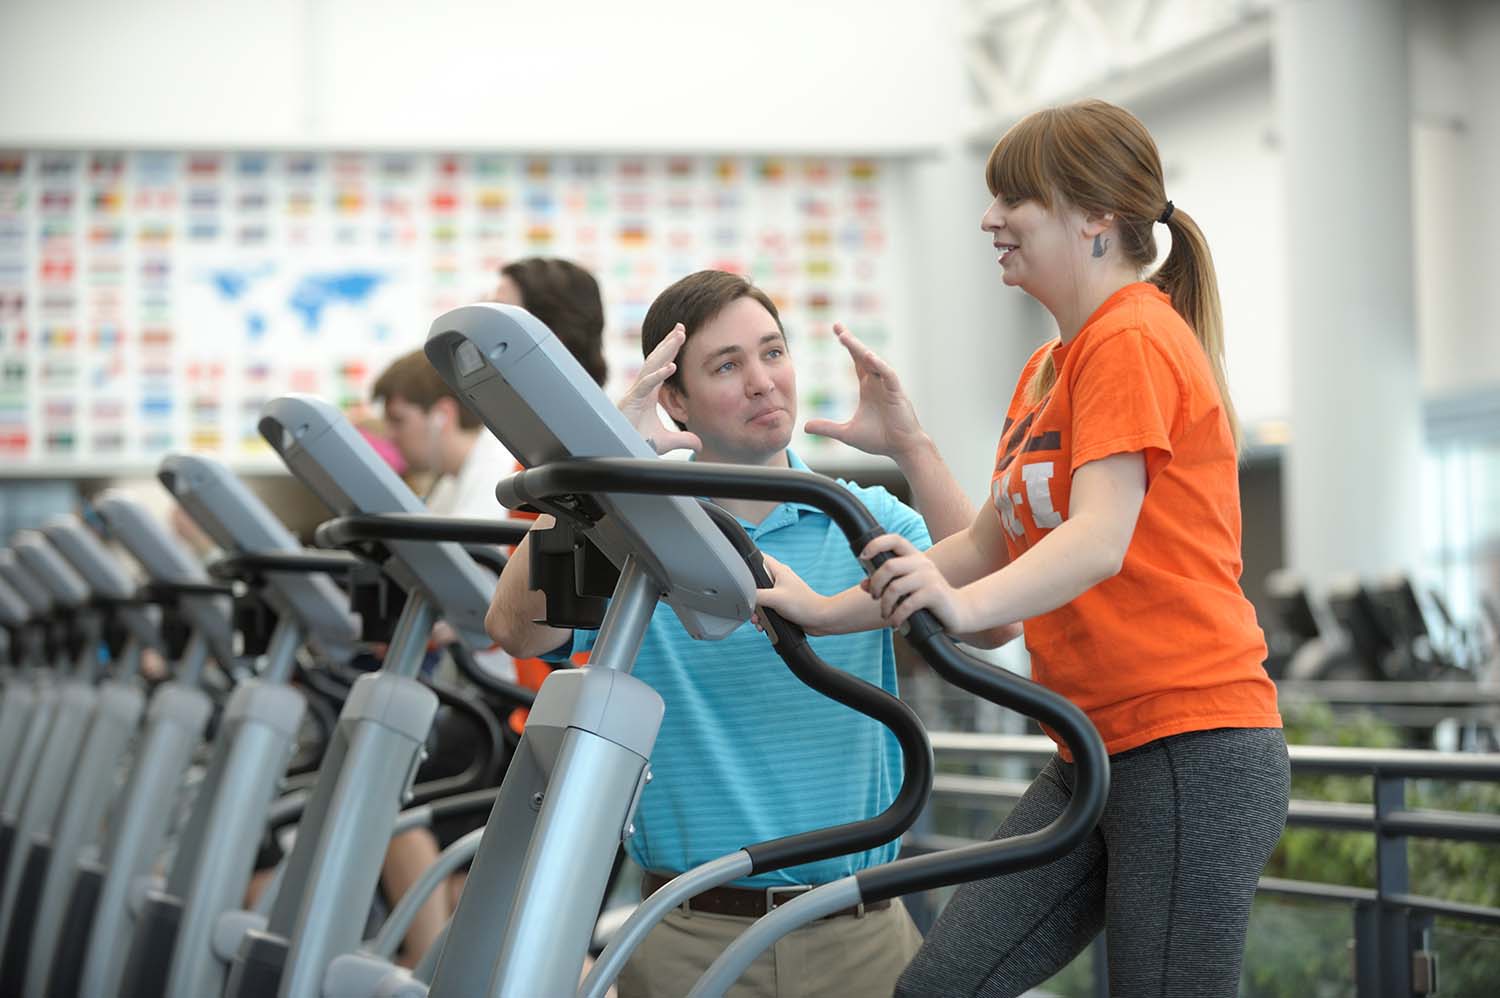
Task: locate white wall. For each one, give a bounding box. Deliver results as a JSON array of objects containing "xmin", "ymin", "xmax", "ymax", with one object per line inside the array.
[
  {"xmin": 909, "ymin": 53, "xmax": 1292, "ymax": 476},
  {"xmin": 3, "ymin": 0, "xmax": 1496, "ymax": 483},
  {"xmin": 904, "ymin": 0, "xmax": 1500, "ymax": 530},
  {"xmin": 1411, "ymin": 0, "xmax": 1500, "ymax": 399},
  {"xmin": 0, "ymin": 0, "xmax": 308, "ymax": 146},
  {"xmin": 1136, "ymin": 66, "xmax": 1288, "ymax": 433},
  {"xmin": 0, "ymin": 0, "xmax": 957, "ymax": 153}
]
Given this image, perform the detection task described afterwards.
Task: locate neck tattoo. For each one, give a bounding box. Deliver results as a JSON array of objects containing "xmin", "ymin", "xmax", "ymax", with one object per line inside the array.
[{"xmin": 1092, "ymin": 234, "xmax": 1110, "ymax": 259}]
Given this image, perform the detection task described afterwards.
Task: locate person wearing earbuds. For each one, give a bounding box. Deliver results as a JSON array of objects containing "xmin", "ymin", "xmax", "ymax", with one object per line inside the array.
[
  {"xmin": 372, "ymin": 348, "xmax": 514, "ymax": 522},
  {"xmin": 756, "ymin": 100, "xmax": 1289, "ymax": 997},
  {"xmin": 370, "ymin": 257, "xmax": 608, "ymax": 519}
]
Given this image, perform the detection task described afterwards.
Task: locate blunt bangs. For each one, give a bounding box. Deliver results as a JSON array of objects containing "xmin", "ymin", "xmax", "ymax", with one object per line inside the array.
[{"xmin": 985, "ymin": 111, "xmax": 1056, "ymax": 208}]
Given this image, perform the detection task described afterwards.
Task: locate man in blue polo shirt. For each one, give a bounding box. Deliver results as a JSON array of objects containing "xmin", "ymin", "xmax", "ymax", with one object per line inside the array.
[{"xmin": 486, "ymin": 270, "xmax": 992, "ymax": 998}]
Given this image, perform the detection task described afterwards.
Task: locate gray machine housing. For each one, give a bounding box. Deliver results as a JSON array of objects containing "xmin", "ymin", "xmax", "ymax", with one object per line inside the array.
[
  {"xmin": 38, "ymin": 516, "xmax": 137, "ymax": 600},
  {"xmin": 158, "ymin": 455, "xmax": 361, "ymax": 663},
  {"xmin": 225, "ymin": 390, "xmax": 540, "ymax": 998},
  {"xmin": 0, "ymin": 569, "xmax": 40, "ymax": 809},
  {"xmin": 41, "ymin": 514, "xmax": 162, "ymax": 653},
  {"xmin": 258, "ymin": 393, "xmax": 495, "ymax": 650},
  {"xmin": 93, "ymin": 490, "xmax": 238, "ymax": 667},
  {"xmin": 424, "ymin": 302, "xmax": 755, "ymax": 638},
  {"xmin": 0, "ymin": 551, "xmax": 54, "ymax": 617},
  {"xmin": 0, "ymin": 575, "xmax": 29, "ymax": 633},
  {"xmin": 61, "ymin": 493, "xmax": 222, "ymax": 998},
  {"xmin": 0, "ymin": 532, "xmax": 107, "ymax": 974},
  {"xmin": 0, "ymin": 570, "xmax": 37, "ymax": 809},
  {"xmin": 11, "ymin": 532, "xmax": 91, "ymax": 610}
]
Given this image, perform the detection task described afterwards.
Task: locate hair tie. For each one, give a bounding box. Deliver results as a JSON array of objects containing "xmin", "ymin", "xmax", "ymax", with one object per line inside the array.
[{"xmin": 1157, "ymin": 200, "xmax": 1175, "ymax": 225}]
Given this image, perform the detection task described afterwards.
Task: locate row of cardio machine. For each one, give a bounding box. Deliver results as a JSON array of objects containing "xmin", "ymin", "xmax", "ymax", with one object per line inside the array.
[
  {"xmin": 0, "ymin": 302, "xmax": 1110, "ymax": 998},
  {"xmin": 1264, "ymin": 569, "xmax": 1499, "ymax": 684}
]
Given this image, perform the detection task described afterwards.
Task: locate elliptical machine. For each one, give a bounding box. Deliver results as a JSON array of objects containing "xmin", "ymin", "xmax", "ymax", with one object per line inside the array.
[
  {"xmin": 115, "ymin": 456, "xmax": 361, "ymax": 998},
  {"xmin": 5, "ymin": 515, "xmax": 166, "ymax": 998},
  {"xmin": 0, "ymin": 550, "xmax": 66, "ymax": 900},
  {"xmin": 273, "ymin": 302, "xmax": 1107, "ymax": 998},
  {"xmin": 49, "ymin": 492, "xmax": 238, "ymax": 998},
  {"xmin": 216, "ymin": 392, "xmax": 533, "ymax": 998},
  {"xmin": 0, "ymin": 571, "xmax": 44, "ymax": 804},
  {"xmin": 0, "ymin": 532, "xmax": 106, "ymax": 956}
]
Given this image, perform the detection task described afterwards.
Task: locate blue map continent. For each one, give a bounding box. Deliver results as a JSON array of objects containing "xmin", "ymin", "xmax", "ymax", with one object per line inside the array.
[
  {"xmin": 202, "ymin": 266, "xmax": 387, "ymax": 337},
  {"xmin": 204, "ymin": 263, "xmax": 275, "ymax": 339},
  {"xmin": 289, "ymin": 271, "xmax": 387, "ymax": 332},
  {"xmin": 209, "ymin": 270, "xmax": 253, "ymax": 300}
]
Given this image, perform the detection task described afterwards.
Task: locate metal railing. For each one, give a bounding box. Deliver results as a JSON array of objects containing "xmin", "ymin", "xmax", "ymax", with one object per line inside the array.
[
  {"xmin": 905, "ymin": 733, "xmax": 1500, "ymax": 998},
  {"xmin": 1273, "ymin": 679, "xmax": 1500, "ymax": 733}
]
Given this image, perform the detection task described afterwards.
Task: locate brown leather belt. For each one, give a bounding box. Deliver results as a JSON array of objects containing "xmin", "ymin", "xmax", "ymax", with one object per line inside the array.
[{"xmin": 641, "ymin": 872, "xmax": 891, "ymax": 921}]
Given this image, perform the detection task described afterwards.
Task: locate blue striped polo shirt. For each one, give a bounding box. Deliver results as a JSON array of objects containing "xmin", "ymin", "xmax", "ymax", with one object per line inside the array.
[{"xmin": 548, "ymin": 451, "xmax": 930, "ymax": 887}]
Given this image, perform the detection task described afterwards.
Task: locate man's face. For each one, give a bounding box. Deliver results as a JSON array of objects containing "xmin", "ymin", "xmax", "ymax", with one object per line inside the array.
[
  {"xmin": 662, "ymin": 296, "xmax": 797, "ymax": 465},
  {"xmin": 382, "ymin": 395, "xmax": 434, "ymax": 472}
]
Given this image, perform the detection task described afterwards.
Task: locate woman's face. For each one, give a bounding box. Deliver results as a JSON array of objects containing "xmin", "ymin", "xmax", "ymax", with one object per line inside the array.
[
  {"xmin": 980, "ymin": 193, "xmax": 1086, "ymax": 295},
  {"xmin": 492, "ymin": 274, "xmax": 526, "ymax": 307}
]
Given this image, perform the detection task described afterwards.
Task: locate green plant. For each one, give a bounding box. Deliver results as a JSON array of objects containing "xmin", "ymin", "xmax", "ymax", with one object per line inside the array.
[{"xmin": 1248, "ymin": 703, "xmax": 1500, "ymax": 996}]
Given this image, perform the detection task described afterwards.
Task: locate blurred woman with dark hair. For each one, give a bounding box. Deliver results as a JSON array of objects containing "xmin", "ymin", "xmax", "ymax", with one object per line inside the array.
[{"xmin": 493, "ymin": 257, "xmax": 609, "ymax": 387}]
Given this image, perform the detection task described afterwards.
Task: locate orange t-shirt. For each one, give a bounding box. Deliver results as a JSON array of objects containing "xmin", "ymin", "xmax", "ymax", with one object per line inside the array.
[{"xmin": 991, "ymin": 282, "xmax": 1279, "ymax": 758}]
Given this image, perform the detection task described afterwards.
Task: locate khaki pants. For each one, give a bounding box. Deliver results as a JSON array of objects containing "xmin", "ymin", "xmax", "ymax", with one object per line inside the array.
[{"xmin": 616, "ymin": 898, "xmax": 923, "ymax": 998}]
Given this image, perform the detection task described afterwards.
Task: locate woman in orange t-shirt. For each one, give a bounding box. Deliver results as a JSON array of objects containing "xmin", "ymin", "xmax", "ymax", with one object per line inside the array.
[{"xmin": 760, "ymin": 100, "xmax": 1288, "ymax": 997}]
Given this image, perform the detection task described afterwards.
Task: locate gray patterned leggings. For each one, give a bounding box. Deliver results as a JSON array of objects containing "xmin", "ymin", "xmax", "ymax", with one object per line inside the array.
[{"xmin": 895, "ymin": 726, "xmax": 1290, "ymax": 998}]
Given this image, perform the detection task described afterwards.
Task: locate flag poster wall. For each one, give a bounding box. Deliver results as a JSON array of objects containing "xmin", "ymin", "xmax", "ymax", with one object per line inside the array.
[{"xmin": 0, "ymin": 150, "xmax": 910, "ymax": 473}]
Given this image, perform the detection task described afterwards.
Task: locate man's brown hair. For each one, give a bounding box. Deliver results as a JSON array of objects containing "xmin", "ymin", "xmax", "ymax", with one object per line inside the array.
[
  {"xmin": 370, "ymin": 350, "xmax": 480, "ymax": 429},
  {"xmin": 640, "ymin": 270, "xmax": 785, "ymax": 393}
]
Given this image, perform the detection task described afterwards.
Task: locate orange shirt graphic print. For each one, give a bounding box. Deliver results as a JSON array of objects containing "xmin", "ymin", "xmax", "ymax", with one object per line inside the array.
[
  {"xmin": 991, "ymin": 401, "xmax": 1066, "ymax": 551},
  {"xmin": 986, "ymin": 282, "xmax": 1279, "ymax": 758}
]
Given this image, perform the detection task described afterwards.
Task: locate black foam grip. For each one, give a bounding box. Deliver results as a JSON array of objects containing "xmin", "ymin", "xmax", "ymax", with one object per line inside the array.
[{"xmin": 42, "ymin": 860, "xmax": 104, "ymax": 998}]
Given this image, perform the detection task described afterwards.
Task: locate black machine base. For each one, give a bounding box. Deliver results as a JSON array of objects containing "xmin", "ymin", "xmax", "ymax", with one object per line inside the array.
[
  {"xmin": 118, "ymin": 891, "xmax": 184, "ymax": 998},
  {"xmin": 221, "ymin": 928, "xmax": 290, "ymax": 998},
  {"xmin": 0, "ymin": 839, "xmax": 52, "ymax": 991},
  {"xmin": 43, "ymin": 859, "xmax": 105, "ymax": 998}
]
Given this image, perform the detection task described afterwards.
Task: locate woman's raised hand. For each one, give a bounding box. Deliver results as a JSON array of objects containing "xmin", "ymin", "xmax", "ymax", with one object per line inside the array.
[{"xmin": 804, "ymin": 323, "xmax": 927, "ymax": 460}]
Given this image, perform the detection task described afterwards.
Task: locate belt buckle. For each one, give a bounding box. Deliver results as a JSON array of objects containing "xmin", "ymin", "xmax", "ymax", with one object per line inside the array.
[{"xmin": 765, "ymin": 883, "xmax": 812, "ymax": 912}]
